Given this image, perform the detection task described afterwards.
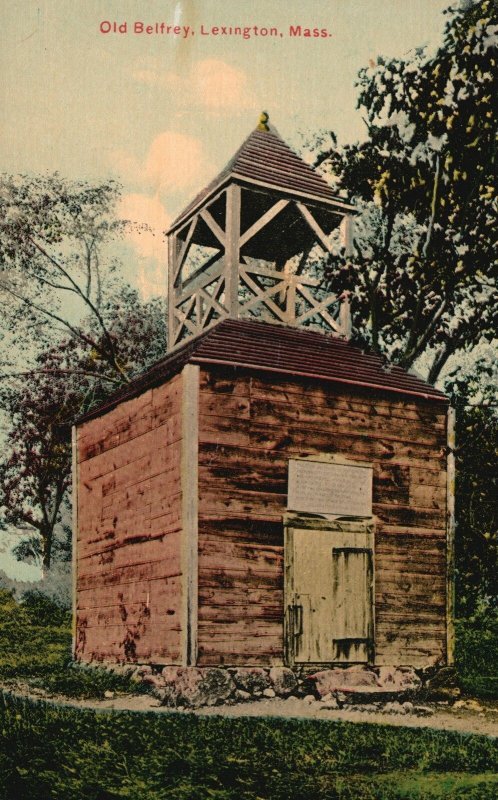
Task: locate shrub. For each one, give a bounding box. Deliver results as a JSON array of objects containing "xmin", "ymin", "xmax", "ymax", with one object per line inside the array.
[
  {"xmin": 455, "ymin": 604, "xmax": 498, "ymax": 698},
  {"xmin": 0, "ymin": 590, "xmax": 151, "ymax": 699},
  {"xmin": 20, "ymin": 590, "xmax": 71, "ymax": 628},
  {"xmin": 0, "ymin": 588, "xmax": 71, "ymax": 679}
]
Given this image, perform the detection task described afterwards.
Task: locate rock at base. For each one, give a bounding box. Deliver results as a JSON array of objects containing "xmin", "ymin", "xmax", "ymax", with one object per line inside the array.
[
  {"xmin": 377, "ymin": 666, "xmax": 421, "ymax": 692},
  {"xmin": 269, "ymin": 667, "xmax": 297, "ymax": 697},
  {"xmin": 311, "ymin": 667, "xmax": 378, "ymax": 697},
  {"xmin": 232, "ymin": 667, "xmax": 271, "ymax": 694},
  {"xmin": 160, "ymin": 667, "xmax": 235, "ymax": 708},
  {"xmin": 310, "ymin": 666, "xmax": 422, "ymax": 699},
  {"xmin": 234, "ymin": 689, "xmax": 251, "ymax": 702},
  {"xmin": 319, "ymin": 697, "xmax": 339, "ymax": 710}
]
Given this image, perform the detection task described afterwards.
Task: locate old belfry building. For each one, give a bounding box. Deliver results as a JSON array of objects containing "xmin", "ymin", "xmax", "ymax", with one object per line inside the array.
[{"xmin": 73, "ymin": 118, "xmax": 453, "ymax": 670}]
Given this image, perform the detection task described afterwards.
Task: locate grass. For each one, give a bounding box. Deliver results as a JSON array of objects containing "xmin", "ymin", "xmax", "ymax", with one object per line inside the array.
[
  {"xmin": 0, "ymin": 590, "xmax": 150, "ymax": 700},
  {"xmin": 1, "ymin": 692, "xmax": 498, "ymax": 800}
]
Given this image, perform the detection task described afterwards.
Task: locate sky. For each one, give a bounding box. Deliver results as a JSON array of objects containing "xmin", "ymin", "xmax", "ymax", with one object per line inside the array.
[
  {"xmin": 1, "ymin": 0, "xmax": 452, "ymax": 297},
  {"xmin": 0, "ymin": 531, "xmax": 41, "ymax": 582}
]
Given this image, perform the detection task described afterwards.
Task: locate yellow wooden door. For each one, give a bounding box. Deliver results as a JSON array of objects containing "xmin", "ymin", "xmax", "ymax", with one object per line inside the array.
[{"xmin": 287, "ymin": 526, "xmax": 374, "ymax": 664}]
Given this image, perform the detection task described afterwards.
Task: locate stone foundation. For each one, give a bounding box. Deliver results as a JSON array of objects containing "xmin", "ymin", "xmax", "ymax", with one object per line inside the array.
[{"xmin": 77, "ymin": 661, "xmax": 457, "ymax": 709}]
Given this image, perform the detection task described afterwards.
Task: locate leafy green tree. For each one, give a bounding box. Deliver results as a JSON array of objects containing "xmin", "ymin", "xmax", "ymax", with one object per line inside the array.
[
  {"xmin": 308, "ymin": 0, "xmax": 497, "ymax": 383},
  {"xmin": 446, "ymin": 353, "xmax": 498, "ymax": 614}
]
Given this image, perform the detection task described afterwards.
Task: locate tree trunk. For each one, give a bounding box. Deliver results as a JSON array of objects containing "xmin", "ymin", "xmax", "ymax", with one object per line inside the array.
[{"xmin": 41, "ymin": 525, "xmax": 53, "ymax": 572}]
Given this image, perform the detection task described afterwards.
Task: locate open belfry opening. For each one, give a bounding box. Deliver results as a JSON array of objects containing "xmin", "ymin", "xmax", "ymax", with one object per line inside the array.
[{"xmin": 73, "ymin": 115, "xmax": 452, "ymax": 671}]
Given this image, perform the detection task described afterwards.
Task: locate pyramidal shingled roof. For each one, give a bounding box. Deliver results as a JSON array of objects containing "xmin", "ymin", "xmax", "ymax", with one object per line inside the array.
[{"xmin": 169, "ymin": 122, "xmax": 353, "ymax": 231}]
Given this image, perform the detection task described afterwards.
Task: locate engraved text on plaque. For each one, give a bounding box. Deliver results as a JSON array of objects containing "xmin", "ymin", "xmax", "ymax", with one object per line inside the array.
[{"xmin": 288, "ymin": 459, "xmax": 373, "ymax": 517}]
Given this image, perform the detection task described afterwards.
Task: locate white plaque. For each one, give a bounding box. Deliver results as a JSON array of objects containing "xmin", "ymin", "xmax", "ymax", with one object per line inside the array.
[{"xmin": 288, "ymin": 459, "xmax": 373, "ymax": 517}]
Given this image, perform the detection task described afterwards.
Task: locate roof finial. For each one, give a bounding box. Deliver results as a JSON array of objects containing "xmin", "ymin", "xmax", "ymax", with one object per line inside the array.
[{"xmin": 257, "ymin": 111, "xmax": 270, "ymax": 132}]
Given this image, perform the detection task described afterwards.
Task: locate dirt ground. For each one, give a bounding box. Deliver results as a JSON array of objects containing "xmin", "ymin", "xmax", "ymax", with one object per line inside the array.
[{"xmin": 4, "ymin": 683, "xmax": 498, "ymax": 738}]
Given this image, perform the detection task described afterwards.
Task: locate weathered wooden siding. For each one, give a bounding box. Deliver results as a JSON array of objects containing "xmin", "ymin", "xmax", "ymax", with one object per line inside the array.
[
  {"xmin": 75, "ymin": 375, "xmax": 183, "ymax": 664},
  {"xmin": 197, "ymin": 367, "xmax": 448, "ymax": 667}
]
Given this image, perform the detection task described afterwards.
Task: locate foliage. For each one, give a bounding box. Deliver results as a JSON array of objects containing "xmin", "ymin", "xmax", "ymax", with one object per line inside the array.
[
  {"xmin": 307, "ymin": 0, "xmax": 497, "ymax": 383},
  {"xmin": 0, "ymin": 174, "xmax": 129, "ymax": 381},
  {"xmin": 0, "ymin": 287, "xmax": 167, "ymax": 569},
  {"xmin": 0, "ymin": 172, "xmax": 168, "ymax": 390},
  {"xmin": 0, "ymin": 589, "xmax": 70, "ymax": 679},
  {"xmin": 1, "ymin": 694, "xmax": 498, "ymax": 800},
  {"xmin": 454, "ymin": 403, "xmax": 498, "ymax": 613},
  {"xmin": 20, "ymin": 590, "xmax": 70, "ymax": 628},
  {"xmin": 89, "ymin": 284, "xmax": 168, "ymax": 384},
  {"xmin": 445, "ymin": 354, "xmax": 498, "ymax": 613},
  {"xmin": 0, "ymin": 590, "xmax": 149, "ymax": 700},
  {"xmin": 455, "ymin": 603, "xmax": 498, "ymax": 698},
  {"xmin": 0, "ymin": 346, "xmax": 84, "ymax": 569},
  {"xmin": 0, "ymin": 169, "xmax": 168, "ymax": 570}
]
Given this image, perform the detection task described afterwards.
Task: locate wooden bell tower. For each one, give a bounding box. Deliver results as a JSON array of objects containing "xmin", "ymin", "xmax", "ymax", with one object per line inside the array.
[
  {"xmin": 167, "ymin": 113, "xmax": 356, "ymax": 351},
  {"xmin": 74, "ymin": 112, "xmax": 451, "ymax": 668}
]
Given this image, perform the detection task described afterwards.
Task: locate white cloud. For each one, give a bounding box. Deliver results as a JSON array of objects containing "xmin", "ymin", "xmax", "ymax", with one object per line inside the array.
[
  {"xmin": 145, "ymin": 130, "xmax": 209, "ymax": 192},
  {"xmin": 111, "ymin": 130, "xmax": 213, "ymax": 194},
  {"xmin": 193, "ymin": 59, "xmax": 257, "ymax": 110},
  {"xmin": 132, "ymin": 58, "xmax": 258, "ymax": 113}
]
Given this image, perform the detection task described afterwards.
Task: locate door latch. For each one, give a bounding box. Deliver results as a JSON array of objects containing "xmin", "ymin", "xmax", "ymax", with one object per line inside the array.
[{"xmin": 291, "ymin": 603, "xmax": 303, "ymax": 637}]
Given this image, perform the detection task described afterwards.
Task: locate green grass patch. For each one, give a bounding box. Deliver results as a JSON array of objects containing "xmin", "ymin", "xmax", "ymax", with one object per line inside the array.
[
  {"xmin": 377, "ymin": 770, "xmax": 498, "ymax": 799},
  {"xmin": 0, "ymin": 590, "xmax": 149, "ymax": 699},
  {"xmin": 1, "ymin": 693, "xmax": 498, "ymax": 800}
]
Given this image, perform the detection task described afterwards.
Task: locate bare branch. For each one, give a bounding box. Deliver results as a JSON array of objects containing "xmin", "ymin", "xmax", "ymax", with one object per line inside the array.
[{"xmin": 422, "ymin": 154, "xmax": 440, "ymax": 260}]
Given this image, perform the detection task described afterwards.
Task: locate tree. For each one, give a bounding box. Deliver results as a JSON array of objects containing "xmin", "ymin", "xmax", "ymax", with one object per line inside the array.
[
  {"xmin": 0, "ymin": 288, "xmax": 167, "ymax": 571},
  {"xmin": 0, "ymin": 173, "xmax": 140, "ymax": 385},
  {"xmin": 308, "ymin": 0, "xmax": 497, "ymax": 383},
  {"xmin": 0, "ymin": 169, "xmax": 168, "ymax": 571},
  {"xmin": 454, "ymin": 403, "xmax": 497, "ymax": 614},
  {"xmin": 0, "ymin": 349, "xmax": 78, "ymax": 571},
  {"xmin": 445, "ymin": 352, "xmax": 498, "ymax": 614}
]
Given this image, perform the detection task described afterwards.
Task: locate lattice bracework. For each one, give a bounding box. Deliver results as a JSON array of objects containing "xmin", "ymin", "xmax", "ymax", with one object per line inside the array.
[
  {"xmin": 239, "ymin": 262, "xmax": 344, "ymax": 333},
  {"xmin": 168, "ymin": 184, "xmax": 354, "ymax": 351}
]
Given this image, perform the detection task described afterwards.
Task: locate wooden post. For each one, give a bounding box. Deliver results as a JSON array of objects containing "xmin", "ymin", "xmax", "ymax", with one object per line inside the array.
[
  {"xmin": 283, "ymin": 521, "xmax": 295, "ymax": 668},
  {"xmin": 225, "ymin": 184, "xmax": 241, "ymax": 318},
  {"xmin": 340, "ymin": 214, "xmax": 354, "ymax": 256},
  {"xmin": 339, "ymin": 291, "xmax": 352, "ymax": 339},
  {"xmin": 71, "ymin": 426, "xmax": 79, "ymax": 660},
  {"xmin": 181, "ymin": 364, "xmax": 200, "ymax": 666},
  {"xmin": 446, "ymin": 406, "xmax": 456, "ymax": 665},
  {"xmin": 168, "ymin": 232, "xmax": 177, "ymax": 351}
]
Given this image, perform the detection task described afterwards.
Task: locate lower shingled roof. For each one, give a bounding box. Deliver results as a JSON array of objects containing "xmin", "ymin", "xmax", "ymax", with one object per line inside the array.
[{"xmin": 78, "ymin": 319, "xmax": 448, "ymax": 423}]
